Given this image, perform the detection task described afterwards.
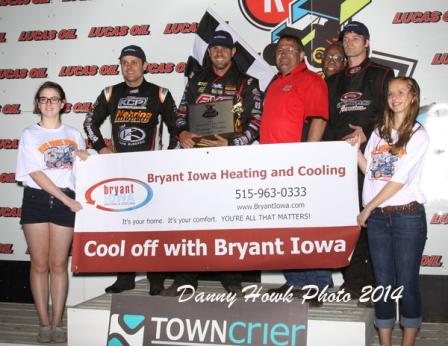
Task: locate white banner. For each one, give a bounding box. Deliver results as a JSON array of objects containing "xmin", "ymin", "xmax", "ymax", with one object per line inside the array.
[{"xmin": 72, "ymin": 142, "xmax": 360, "ymax": 272}]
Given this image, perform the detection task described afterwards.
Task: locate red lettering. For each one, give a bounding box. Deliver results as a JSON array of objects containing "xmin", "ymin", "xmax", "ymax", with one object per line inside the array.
[
  {"xmin": 130, "ymin": 24, "xmax": 150, "ymax": 36},
  {"xmin": 2, "ymin": 104, "xmax": 21, "ymax": 114},
  {"xmin": 163, "ymin": 22, "xmax": 198, "ymax": 34},
  {"xmin": 432, "ymin": 53, "xmax": 448, "ymax": 65},
  {"xmin": 0, "ymin": 207, "xmax": 21, "ymax": 217},
  {"xmin": 0, "ymin": 173, "xmax": 16, "ymax": 183},
  {"xmin": 0, "ymin": 0, "xmax": 31, "ymax": 6},
  {"xmin": 29, "ymin": 67, "xmax": 48, "ymax": 78},
  {"xmin": 64, "ymin": 103, "xmax": 72, "ymax": 113},
  {"xmin": 0, "ymin": 139, "xmax": 19, "ymax": 149},
  {"xmin": 73, "ymin": 102, "xmax": 92, "ymax": 113},
  {"xmin": 32, "ymin": 0, "xmax": 50, "ymax": 3},
  {"xmin": 99, "ymin": 65, "xmax": 119, "ymax": 76},
  {"xmin": 18, "ymin": 30, "xmax": 57, "ymax": 41},
  {"xmin": 88, "ymin": 26, "xmax": 129, "ymax": 38},
  {"xmin": 175, "ymin": 62, "xmax": 186, "ymax": 73},
  {"xmin": 59, "ymin": 65, "xmax": 98, "ymax": 77},
  {"xmin": 58, "ymin": 28, "xmax": 77, "ymax": 40},
  {"xmin": 421, "ymin": 255, "xmax": 443, "ymax": 267},
  {"xmin": 146, "ymin": 63, "xmax": 175, "ymax": 74},
  {"xmin": 0, "ymin": 243, "xmax": 14, "ymax": 254},
  {"xmin": 444, "ymin": 10, "xmax": 448, "ymax": 22},
  {"xmin": 0, "ymin": 32, "xmax": 6, "ymax": 43},
  {"xmin": 0, "ymin": 69, "xmax": 28, "ymax": 79}
]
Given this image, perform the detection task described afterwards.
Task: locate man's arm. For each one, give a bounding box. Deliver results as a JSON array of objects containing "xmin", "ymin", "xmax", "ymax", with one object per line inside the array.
[
  {"xmin": 84, "ymin": 87, "xmax": 112, "ymax": 153},
  {"xmin": 159, "ymin": 88, "xmax": 179, "ymax": 149},
  {"xmin": 306, "ymin": 118, "xmax": 327, "ymax": 142}
]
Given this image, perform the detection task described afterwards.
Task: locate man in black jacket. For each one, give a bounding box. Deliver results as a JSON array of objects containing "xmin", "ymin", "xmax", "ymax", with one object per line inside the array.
[
  {"xmin": 326, "ymin": 22, "xmax": 394, "ymax": 304},
  {"xmin": 84, "ymin": 45, "xmax": 177, "ymax": 295},
  {"xmin": 160, "ymin": 31, "xmax": 262, "ymax": 297}
]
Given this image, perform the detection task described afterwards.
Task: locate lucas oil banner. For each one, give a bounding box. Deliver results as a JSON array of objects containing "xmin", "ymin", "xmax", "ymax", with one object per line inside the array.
[{"xmin": 72, "ymin": 142, "xmax": 360, "ymax": 272}]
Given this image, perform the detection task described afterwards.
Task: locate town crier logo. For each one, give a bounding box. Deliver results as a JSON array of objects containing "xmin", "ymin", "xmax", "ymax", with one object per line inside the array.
[{"xmin": 238, "ymin": 0, "xmax": 291, "ymax": 30}]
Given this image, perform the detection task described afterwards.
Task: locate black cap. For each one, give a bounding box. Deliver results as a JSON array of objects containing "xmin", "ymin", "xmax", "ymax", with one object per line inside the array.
[
  {"xmin": 118, "ymin": 45, "xmax": 146, "ymax": 61},
  {"xmin": 208, "ymin": 30, "xmax": 234, "ymax": 49},
  {"xmin": 339, "ymin": 21, "xmax": 370, "ymax": 40},
  {"xmin": 277, "ymin": 27, "xmax": 305, "ymax": 50}
]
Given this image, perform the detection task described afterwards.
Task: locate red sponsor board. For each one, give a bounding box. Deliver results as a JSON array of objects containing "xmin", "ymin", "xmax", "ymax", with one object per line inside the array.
[{"xmin": 71, "ymin": 226, "xmax": 359, "ymax": 272}]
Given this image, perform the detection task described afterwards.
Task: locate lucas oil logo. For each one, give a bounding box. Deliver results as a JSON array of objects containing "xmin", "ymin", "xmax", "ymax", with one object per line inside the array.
[
  {"xmin": 85, "ymin": 178, "xmax": 153, "ymax": 212},
  {"xmin": 108, "ymin": 314, "xmax": 145, "ymax": 346}
]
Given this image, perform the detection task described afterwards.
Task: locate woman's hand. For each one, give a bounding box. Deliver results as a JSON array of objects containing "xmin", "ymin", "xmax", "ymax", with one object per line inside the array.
[
  {"xmin": 357, "ymin": 206, "xmax": 373, "ymax": 228},
  {"xmin": 76, "ymin": 150, "xmax": 89, "ymax": 161},
  {"xmin": 65, "ymin": 198, "xmax": 83, "ymax": 212}
]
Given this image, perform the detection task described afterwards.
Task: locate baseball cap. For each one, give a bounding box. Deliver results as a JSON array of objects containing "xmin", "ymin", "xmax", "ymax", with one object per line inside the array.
[
  {"xmin": 339, "ymin": 21, "xmax": 370, "ymax": 40},
  {"xmin": 208, "ymin": 30, "xmax": 234, "ymax": 49},
  {"xmin": 277, "ymin": 27, "xmax": 305, "ymax": 50},
  {"xmin": 118, "ymin": 45, "xmax": 146, "ymax": 61}
]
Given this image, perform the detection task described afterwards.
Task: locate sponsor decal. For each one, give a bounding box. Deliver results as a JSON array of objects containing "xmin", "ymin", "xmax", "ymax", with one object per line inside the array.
[
  {"xmin": 341, "ymin": 92, "xmax": 362, "ymax": 101},
  {"xmin": 0, "ymin": 207, "xmax": 21, "ymax": 217},
  {"xmin": 18, "ymin": 28, "xmax": 77, "ymax": 41},
  {"xmin": 0, "ymin": 32, "xmax": 6, "ymax": 43},
  {"xmin": 392, "ymin": 11, "xmax": 448, "ymax": 24},
  {"xmin": 85, "ymin": 178, "xmax": 153, "ymax": 212},
  {"xmin": 0, "ymin": 173, "xmax": 16, "ymax": 183},
  {"xmin": 64, "ymin": 102, "xmax": 92, "ymax": 113},
  {"xmin": 0, "ymin": 68, "xmax": 47, "ymax": 79},
  {"xmin": 58, "ymin": 65, "xmax": 119, "ymax": 77},
  {"xmin": 118, "ymin": 96, "xmax": 148, "ymax": 110},
  {"xmin": 0, "ymin": 139, "xmax": 19, "ymax": 149},
  {"xmin": 1, "ymin": 104, "xmax": 21, "ymax": 114},
  {"xmin": 108, "ymin": 295, "xmax": 307, "ymax": 346},
  {"xmin": 0, "ymin": 0, "xmax": 49, "ymax": 6},
  {"xmin": 88, "ymin": 25, "xmax": 150, "ymax": 38},
  {"xmin": 239, "ymin": 0, "xmax": 291, "ymax": 30},
  {"xmin": 432, "ymin": 53, "xmax": 448, "ymax": 65},
  {"xmin": 0, "ymin": 243, "xmax": 14, "ymax": 254},
  {"xmin": 431, "ymin": 212, "xmax": 448, "ymax": 224},
  {"xmin": 421, "ymin": 255, "xmax": 443, "ymax": 267},
  {"xmin": 108, "ymin": 314, "xmax": 145, "ymax": 346},
  {"xmin": 118, "ymin": 125, "xmax": 146, "ymax": 146},
  {"xmin": 163, "ymin": 22, "xmax": 198, "ymax": 34}
]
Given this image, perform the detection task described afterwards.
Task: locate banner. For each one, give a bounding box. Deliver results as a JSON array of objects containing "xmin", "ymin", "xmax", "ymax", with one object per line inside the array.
[
  {"xmin": 108, "ymin": 294, "xmax": 308, "ymax": 346},
  {"xmin": 72, "ymin": 142, "xmax": 360, "ymax": 272}
]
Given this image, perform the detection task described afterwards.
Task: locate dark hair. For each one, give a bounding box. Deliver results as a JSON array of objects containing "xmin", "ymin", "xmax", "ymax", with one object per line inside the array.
[
  {"xmin": 279, "ymin": 35, "xmax": 304, "ymax": 52},
  {"xmin": 33, "ymin": 81, "xmax": 67, "ymax": 114},
  {"xmin": 378, "ymin": 77, "xmax": 421, "ymax": 154}
]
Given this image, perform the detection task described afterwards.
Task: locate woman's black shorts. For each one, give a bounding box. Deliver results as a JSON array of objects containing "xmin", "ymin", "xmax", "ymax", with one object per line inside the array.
[{"xmin": 20, "ymin": 186, "xmax": 76, "ymax": 228}]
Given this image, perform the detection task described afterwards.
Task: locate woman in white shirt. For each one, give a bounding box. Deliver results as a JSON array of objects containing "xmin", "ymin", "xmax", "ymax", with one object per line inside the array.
[
  {"xmin": 350, "ymin": 77, "xmax": 429, "ymax": 346},
  {"xmin": 16, "ymin": 81, "xmax": 87, "ymax": 343}
]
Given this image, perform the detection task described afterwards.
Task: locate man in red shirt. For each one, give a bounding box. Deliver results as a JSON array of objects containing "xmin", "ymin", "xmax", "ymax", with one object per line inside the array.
[
  {"xmin": 260, "ymin": 28, "xmax": 329, "ymax": 305},
  {"xmin": 260, "ymin": 28, "xmax": 328, "ymax": 144}
]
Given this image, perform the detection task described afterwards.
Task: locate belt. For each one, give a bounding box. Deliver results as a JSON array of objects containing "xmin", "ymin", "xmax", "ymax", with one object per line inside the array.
[{"xmin": 374, "ymin": 201, "xmax": 422, "ymax": 215}]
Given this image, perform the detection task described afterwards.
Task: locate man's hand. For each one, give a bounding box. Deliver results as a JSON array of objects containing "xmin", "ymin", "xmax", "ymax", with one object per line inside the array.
[
  {"xmin": 342, "ymin": 124, "xmax": 367, "ymax": 144},
  {"xmin": 99, "ymin": 147, "xmax": 114, "ymax": 154},
  {"xmin": 76, "ymin": 150, "xmax": 89, "ymax": 161},
  {"xmin": 199, "ymin": 134, "xmax": 229, "ymax": 147},
  {"xmin": 179, "ymin": 130, "xmax": 201, "ymax": 148}
]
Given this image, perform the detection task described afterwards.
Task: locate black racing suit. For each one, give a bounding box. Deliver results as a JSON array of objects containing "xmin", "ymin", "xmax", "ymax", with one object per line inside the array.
[
  {"xmin": 326, "ymin": 57, "xmax": 394, "ymax": 296},
  {"xmin": 173, "ymin": 63, "xmax": 263, "ymax": 288},
  {"xmin": 176, "ymin": 63, "xmax": 262, "ymax": 145},
  {"xmin": 84, "ymin": 79, "xmax": 178, "ymax": 152},
  {"xmin": 83, "ymin": 79, "xmax": 178, "ymax": 288}
]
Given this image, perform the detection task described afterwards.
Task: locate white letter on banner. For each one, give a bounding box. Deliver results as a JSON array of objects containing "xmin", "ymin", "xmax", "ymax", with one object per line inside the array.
[
  {"xmin": 84, "ymin": 240, "xmax": 96, "ymax": 257},
  {"xmin": 215, "ymin": 239, "xmax": 227, "ymax": 256}
]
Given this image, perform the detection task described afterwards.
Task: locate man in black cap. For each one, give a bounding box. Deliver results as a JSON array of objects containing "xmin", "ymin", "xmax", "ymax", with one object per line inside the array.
[
  {"xmin": 160, "ymin": 30, "xmax": 263, "ymax": 297},
  {"xmin": 326, "ymin": 21, "xmax": 395, "ymax": 305},
  {"xmin": 84, "ymin": 45, "xmax": 178, "ymax": 295}
]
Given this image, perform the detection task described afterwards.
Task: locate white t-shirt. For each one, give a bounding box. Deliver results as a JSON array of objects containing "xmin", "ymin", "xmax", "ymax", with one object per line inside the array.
[
  {"xmin": 362, "ymin": 123, "xmax": 429, "ymax": 207},
  {"xmin": 16, "ymin": 124, "xmax": 86, "ymax": 190}
]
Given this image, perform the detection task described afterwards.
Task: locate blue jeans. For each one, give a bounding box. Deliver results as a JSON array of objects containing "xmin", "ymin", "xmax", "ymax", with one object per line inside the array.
[
  {"xmin": 284, "ymin": 269, "xmax": 333, "ymax": 291},
  {"xmin": 367, "ymin": 205, "xmax": 427, "ymax": 329}
]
